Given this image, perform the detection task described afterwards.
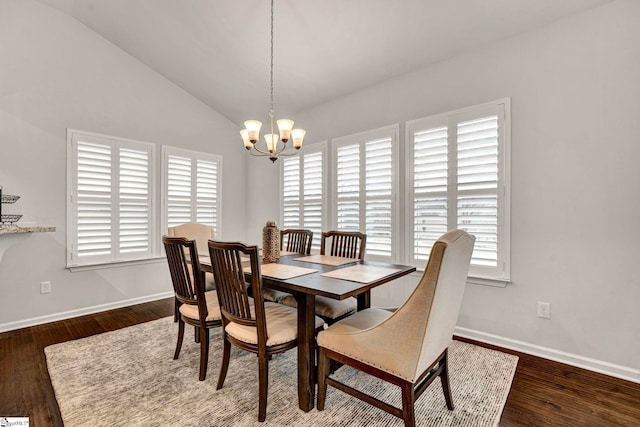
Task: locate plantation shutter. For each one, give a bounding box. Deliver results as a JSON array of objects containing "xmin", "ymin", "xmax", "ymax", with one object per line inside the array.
[
  {"xmin": 407, "ymin": 100, "xmax": 509, "ymax": 282},
  {"xmin": 196, "ymin": 159, "xmax": 218, "ymax": 225},
  {"xmin": 412, "ymin": 126, "xmax": 448, "ymax": 261},
  {"xmin": 163, "ymin": 148, "xmax": 221, "ymax": 236},
  {"xmin": 166, "ymin": 155, "xmax": 192, "ymax": 227},
  {"xmin": 76, "ymin": 141, "xmax": 113, "ymax": 259},
  {"xmin": 118, "ymin": 148, "xmax": 151, "ymax": 255},
  {"xmin": 303, "ymin": 151, "xmax": 323, "ymax": 252},
  {"xmin": 365, "ymin": 138, "xmax": 393, "ymax": 257},
  {"xmin": 333, "ymin": 126, "xmax": 397, "ymax": 261},
  {"xmin": 71, "ymin": 134, "xmax": 154, "ymax": 266},
  {"xmin": 336, "ymin": 144, "xmax": 360, "ymax": 231},
  {"xmin": 282, "ymin": 157, "xmax": 301, "ymax": 228},
  {"xmin": 281, "ymin": 146, "xmax": 325, "ymax": 252},
  {"xmin": 457, "ymin": 115, "xmax": 499, "ymax": 268}
]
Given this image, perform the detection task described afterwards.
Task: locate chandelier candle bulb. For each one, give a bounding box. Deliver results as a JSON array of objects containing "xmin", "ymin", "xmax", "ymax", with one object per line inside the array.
[{"xmin": 276, "ymin": 119, "xmax": 294, "ymax": 142}]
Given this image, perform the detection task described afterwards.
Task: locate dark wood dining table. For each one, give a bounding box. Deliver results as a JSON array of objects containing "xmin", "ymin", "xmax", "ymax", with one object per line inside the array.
[{"xmin": 199, "ymin": 253, "xmax": 416, "ymax": 412}]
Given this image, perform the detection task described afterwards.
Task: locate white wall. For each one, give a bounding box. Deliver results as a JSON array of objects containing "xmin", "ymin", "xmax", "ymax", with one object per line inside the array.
[
  {"xmin": 0, "ymin": 0, "xmax": 247, "ymax": 329},
  {"xmin": 247, "ymin": 0, "xmax": 640, "ymax": 377}
]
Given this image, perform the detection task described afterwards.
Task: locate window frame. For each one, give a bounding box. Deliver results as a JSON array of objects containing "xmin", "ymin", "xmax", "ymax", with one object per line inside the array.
[
  {"xmin": 331, "ymin": 124, "xmax": 400, "ymax": 263},
  {"xmin": 405, "ymin": 98, "xmax": 511, "ymax": 285},
  {"xmin": 66, "ymin": 129, "xmax": 158, "ymax": 268},
  {"xmin": 161, "ymin": 146, "xmax": 223, "ymax": 239}
]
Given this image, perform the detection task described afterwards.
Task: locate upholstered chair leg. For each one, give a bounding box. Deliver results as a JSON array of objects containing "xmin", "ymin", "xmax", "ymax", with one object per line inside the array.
[
  {"xmin": 173, "ymin": 297, "xmax": 178, "ymax": 322},
  {"xmin": 401, "ymin": 382, "xmax": 416, "ymax": 427},
  {"xmin": 440, "ymin": 350, "xmax": 454, "ymax": 410},
  {"xmin": 174, "ymin": 318, "xmax": 185, "ymax": 360},
  {"xmin": 198, "ymin": 327, "xmax": 209, "ymax": 381},
  {"xmin": 317, "ymin": 348, "xmax": 330, "ymax": 411},
  {"xmin": 258, "ymin": 353, "xmax": 269, "ymax": 422},
  {"xmin": 216, "ymin": 336, "xmax": 231, "ymax": 390},
  {"xmin": 194, "ymin": 326, "xmax": 200, "ymax": 343}
]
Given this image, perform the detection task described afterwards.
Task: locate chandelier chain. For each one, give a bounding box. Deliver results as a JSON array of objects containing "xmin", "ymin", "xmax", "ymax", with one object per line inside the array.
[{"xmin": 269, "ymin": 0, "xmax": 274, "ymax": 117}]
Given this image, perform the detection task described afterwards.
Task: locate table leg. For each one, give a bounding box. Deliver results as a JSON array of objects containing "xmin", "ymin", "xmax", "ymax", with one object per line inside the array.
[
  {"xmin": 296, "ymin": 292, "xmax": 316, "ymax": 412},
  {"xmin": 357, "ymin": 290, "xmax": 371, "ymax": 311}
]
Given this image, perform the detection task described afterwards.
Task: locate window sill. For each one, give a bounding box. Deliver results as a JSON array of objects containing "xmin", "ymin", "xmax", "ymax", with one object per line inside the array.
[
  {"xmin": 411, "ymin": 269, "xmax": 510, "ymax": 288},
  {"xmin": 67, "ymin": 256, "xmax": 166, "ymax": 272}
]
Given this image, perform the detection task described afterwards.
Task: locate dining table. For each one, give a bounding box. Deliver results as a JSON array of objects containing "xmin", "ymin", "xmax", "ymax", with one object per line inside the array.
[{"xmin": 199, "ymin": 252, "xmax": 416, "ymax": 412}]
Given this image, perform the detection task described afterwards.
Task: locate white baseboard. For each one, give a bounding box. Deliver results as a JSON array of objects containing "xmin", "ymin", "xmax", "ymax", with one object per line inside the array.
[
  {"xmin": 0, "ymin": 291, "xmax": 174, "ymax": 333},
  {"xmin": 455, "ymin": 326, "xmax": 640, "ymax": 385}
]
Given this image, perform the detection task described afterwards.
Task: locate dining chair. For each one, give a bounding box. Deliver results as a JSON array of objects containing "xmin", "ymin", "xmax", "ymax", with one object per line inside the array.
[
  {"xmin": 279, "ymin": 230, "xmax": 366, "ymax": 324},
  {"xmin": 280, "ymin": 228, "xmax": 313, "ymax": 254},
  {"xmin": 208, "ymin": 240, "xmax": 324, "ymax": 422},
  {"xmin": 320, "ymin": 230, "xmax": 367, "ymax": 260},
  {"xmin": 162, "ymin": 236, "xmax": 222, "ymax": 381},
  {"xmin": 262, "ymin": 228, "xmax": 314, "ymax": 303},
  {"xmin": 316, "ymin": 229, "xmax": 476, "ymax": 427},
  {"xmin": 168, "ymin": 223, "xmax": 216, "ymax": 290}
]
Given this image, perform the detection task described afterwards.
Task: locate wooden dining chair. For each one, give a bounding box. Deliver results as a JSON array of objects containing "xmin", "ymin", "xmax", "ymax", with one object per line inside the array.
[
  {"xmin": 162, "ymin": 236, "xmax": 222, "ymax": 381},
  {"xmin": 168, "ymin": 223, "xmax": 216, "ymax": 290},
  {"xmin": 316, "ymin": 229, "xmax": 475, "ymax": 427},
  {"xmin": 320, "ymin": 230, "xmax": 367, "ymax": 260},
  {"xmin": 279, "ymin": 230, "xmax": 366, "ymax": 324},
  {"xmin": 262, "ymin": 229, "xmax": 314, "ymax": 303},
  {"xmin": 280, "ymin": 228, "xmax": 313, "ymax": 254},
  {"xmin": 208, "ymin": 240, "xmax": 324, "ymax": 422}
]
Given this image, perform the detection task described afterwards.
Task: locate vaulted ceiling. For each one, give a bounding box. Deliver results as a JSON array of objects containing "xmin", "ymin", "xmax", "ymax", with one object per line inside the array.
[{"xmin": 38, "ymin": 0, "xmax": 612, "ymax": 125}]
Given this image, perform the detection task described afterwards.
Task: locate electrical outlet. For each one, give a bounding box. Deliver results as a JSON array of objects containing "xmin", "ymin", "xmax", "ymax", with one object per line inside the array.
[
  {"xmin": 40, "ymin": 281, "xmax": 52, "ymax": 294},
  {"xmin": 537, "ymin": 301, "xmax": 550, "ymax": 319}
]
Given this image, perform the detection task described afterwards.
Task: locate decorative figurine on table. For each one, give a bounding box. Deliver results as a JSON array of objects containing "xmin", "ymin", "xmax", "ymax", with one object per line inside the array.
[{"xmin": 262, "ymin": 220, "xmax": 280, "ymax": 263}]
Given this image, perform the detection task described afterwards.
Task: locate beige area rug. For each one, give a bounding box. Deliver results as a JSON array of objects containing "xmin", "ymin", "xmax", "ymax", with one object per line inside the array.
[{"xmin": 45, "ymin": 317, "xmax": 518, "ymax": 426}]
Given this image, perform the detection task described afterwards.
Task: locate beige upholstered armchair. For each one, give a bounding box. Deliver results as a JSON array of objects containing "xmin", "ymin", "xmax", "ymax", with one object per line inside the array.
[
  {"xmin": 168, "ymin": 223, "xmax": 216, "ymax": 290},
  {"xmin": 316, "ymin": 229, "xmax": 476, "ymax": 427}
]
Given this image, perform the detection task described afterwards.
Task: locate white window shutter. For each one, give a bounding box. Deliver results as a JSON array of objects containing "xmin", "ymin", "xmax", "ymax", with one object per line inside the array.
[
  {"xmin": 163, "ymin": 147, "xmax": 221, "ymax": 237},
  {"xmin": 303, "ymin": 151, "xmax": 323, "ymax": 252},
  {"xmin": 282, "ymin": 157, "xmax": 301, "ymax": 228},
  {"xmin": 365, "ymin": 138, "xmax": 392, "ymax": 257},
  {"xmin": 336, "ymin": 144, "xmax": 360, "ymax": 231},
  {"xmin": 196, "ymin": 159, "xmax": 218, "ymax": 226},
  {"xmin": 457, "ymin": 115, "xmax": 499, "ymax": 268},
  {"xmin": 166, "ymin": 155, "xmax": 192, "ymax": 227},
  {"xmin": 76, "ymin": 141, "xmax": 113, "ymax": 259},
  {"xmin": 118, "ymin": 147, "xmax": 150, "ymax": 255},
  {"xmin": 412, "ymin": 126, "xmax": 448, "ymax": 261}
]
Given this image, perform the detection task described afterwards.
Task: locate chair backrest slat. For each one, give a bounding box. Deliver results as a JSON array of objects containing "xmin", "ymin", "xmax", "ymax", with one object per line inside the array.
[
  {"xmin": 280, "ymin": 229, "xmax": 313, "ymax": 254},
  {"xmin": 320, "ymin": 230, "xmax": 366, "ymax": 260}
]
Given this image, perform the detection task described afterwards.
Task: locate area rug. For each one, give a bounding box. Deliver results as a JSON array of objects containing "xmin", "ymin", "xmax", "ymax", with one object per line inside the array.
[{"xmin": 45, "ymin": 317, "xmax": 518, "ymax": 426}]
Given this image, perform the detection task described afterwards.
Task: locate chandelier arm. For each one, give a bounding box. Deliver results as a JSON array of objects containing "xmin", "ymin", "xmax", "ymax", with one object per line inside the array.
[{"xmin": 250, "ymin": 145, "xmax": 273, "ymax": 156}]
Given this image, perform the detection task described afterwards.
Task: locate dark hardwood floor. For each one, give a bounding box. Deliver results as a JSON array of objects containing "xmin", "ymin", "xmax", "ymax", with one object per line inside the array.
[{"xmin": 1, "ymin": 297, "xmax": 639, "ymax": 426}]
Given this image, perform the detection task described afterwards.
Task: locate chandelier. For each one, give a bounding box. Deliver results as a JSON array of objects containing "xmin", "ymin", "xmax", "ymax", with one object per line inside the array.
[{"xmin": 239, "ymin": 0, "xmax": 305, "ymax": 163}]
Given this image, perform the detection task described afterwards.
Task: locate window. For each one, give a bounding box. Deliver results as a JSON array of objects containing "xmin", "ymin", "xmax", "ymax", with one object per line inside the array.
[
  {"xmin": 406, "ymin": 99, "xmax": 510, "ymax": 283},
  {"xmin": 332, "ymin": 125, "xmax": 398, "ymax": 262},
  {"xmin": 67, "ymin": 130, "xmax": 156, "ymax": 266},
  {"xmin": 162, "ymin": 147, "xmax": 222, "ymax": 235},
  {"xmin": 280, "ymin": 142, "xmax": 326, "ymax": 252}
]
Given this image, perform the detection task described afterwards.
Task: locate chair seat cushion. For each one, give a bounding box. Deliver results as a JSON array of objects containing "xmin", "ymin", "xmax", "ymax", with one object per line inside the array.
[
  {"xmin": 225, "ymin": 302, "xmax": 324, "ymax": 346},
  {"xmin": 179, "ymin": 291, "xmax": 222, "ymax": 322},
  {"xmin": 279, "ymin": 295, "xmax": 357, "ymax": 320},
  {"xmin": 262, "ymin": 289, "xmax": 291, "ymax": 302},
  {"xmin": 317, "ymin": 307, "xmax": 391, "ymax": 346}
]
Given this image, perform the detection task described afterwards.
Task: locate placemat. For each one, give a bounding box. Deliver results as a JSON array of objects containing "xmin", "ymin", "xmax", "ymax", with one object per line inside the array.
[
  {"xmin": 294, "ymin": 254, "xmax": 359, "ymax": 266},
  {"xmin": 244, "ymin": 263, "xmax": 318, "ymax": 280},
  {"xmin": 321, "ymin": 264, "xmax": 402, "ymax": 283}
]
